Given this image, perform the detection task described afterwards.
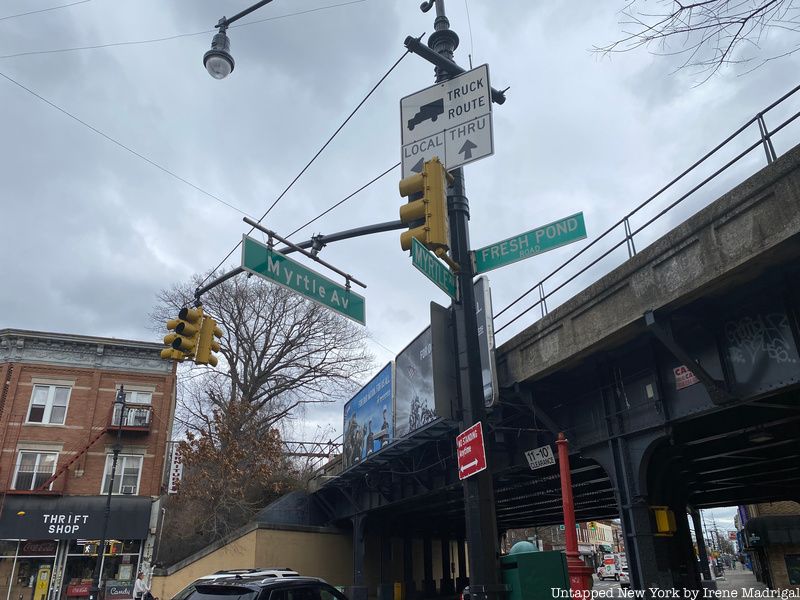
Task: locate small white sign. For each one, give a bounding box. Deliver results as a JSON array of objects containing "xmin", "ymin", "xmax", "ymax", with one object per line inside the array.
[
  {"xmin": 524, "ymin": 444, "xmax": 555, "ymax": 471},
  {"xmin": 400, "ymin": 64, "xmax": 494, "ymax": 176}
]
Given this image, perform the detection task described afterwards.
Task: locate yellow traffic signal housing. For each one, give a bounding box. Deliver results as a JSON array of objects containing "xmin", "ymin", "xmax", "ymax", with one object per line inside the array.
[
  {"xmin": 161, "ymin": 317, "xmax": 186, "ymax": 361},
  {"xmin": 172, "ymin": 307, "xmax": 203, "ymax": 356},
  {"xmin": 196, "ymin": 316, "xmax": 223, "ymax": 367},
  {"xmin": 398, "ymin": 157, "xmax": 452, "ymax": 252}
]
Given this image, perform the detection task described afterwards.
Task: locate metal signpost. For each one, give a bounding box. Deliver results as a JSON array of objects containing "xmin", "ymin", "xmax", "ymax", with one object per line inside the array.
[
  {"xmin": 400, "ymin": 64, "xmax": 493, "ymax": 177},
  {"xmin": 241, "ymin": 234, "xmax": 366, "ymax": 325},
  {"xmin": 456, "ymin": 421, "xmax": 487, "ymax": 480},
  {"xmin": 524, "ymin": 444, "xmax": 556, "ymax": 471},
  {"xmin": 411, "ymin": 238, "xmax": 457, "ymax": 298},
  {"xmin": 473, "ymin": 212, "xmax": 587, "ymax": 275}
]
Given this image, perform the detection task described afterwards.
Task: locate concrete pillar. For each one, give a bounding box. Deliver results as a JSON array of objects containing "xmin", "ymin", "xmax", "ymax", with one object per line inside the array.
[
  {"xmin": 422, "ymin": 535, "xmax": 436, "ymax": 597},
  {"xmin": 439, "ymin": 537, "xmax": 454, "ymax": 596}
]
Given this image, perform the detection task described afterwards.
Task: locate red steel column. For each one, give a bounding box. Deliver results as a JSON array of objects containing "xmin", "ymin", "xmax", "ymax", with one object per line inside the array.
[{"xmin": 557, "ymin": 432, "xmax": 594, "ymax": 591}]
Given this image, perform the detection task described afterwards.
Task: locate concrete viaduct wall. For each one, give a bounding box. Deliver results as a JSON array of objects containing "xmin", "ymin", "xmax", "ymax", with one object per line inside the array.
[{"xmin": 497, "ymin": 143, "xmax": 800, "ymax": 387}]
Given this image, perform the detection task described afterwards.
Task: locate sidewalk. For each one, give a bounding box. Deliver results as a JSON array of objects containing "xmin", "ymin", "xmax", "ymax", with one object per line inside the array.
[{"xmin": 715, "ymin": 569, "xmax": 769, "ymax": 594}]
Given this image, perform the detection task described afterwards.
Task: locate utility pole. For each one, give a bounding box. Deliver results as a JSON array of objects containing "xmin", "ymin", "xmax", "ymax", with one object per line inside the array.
[{"xmin": 419, "ymin": 2, "xmax": 501, "ymax": 599}]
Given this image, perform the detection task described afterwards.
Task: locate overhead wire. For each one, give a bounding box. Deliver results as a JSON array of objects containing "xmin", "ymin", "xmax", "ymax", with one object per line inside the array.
[
  {"xmin": 0, "ymin": 0, "xmax": 367, "ymax": 60},
  {"xmin": 0, "ymin": 0, "xmax": 90, "ymax": 22},
  {"xmin": 0, "ymin": 70, "xmax": 253, "ymax": 217},
  {"xmin": 285, "ymin": 162, "xmax": 399, "ymax": 239},
  {"xmin": 198, "ymin": 48, "xmax": 411, "ymax": 288}
]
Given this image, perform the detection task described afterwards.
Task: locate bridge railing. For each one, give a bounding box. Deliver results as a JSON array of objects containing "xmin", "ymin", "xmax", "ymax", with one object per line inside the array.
[{"xmin": 494, "ymin": 82, "xmax": 800, "ymax": 338}]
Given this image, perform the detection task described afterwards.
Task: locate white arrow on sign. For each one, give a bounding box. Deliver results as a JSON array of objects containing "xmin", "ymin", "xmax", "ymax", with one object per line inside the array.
[{"xmin": 460, "ymin": 459, "xmax": 479, "ymax": 472}]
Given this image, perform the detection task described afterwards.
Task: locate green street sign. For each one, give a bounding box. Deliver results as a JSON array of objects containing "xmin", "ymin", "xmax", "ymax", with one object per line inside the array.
[
  {"xmin": 411, "ymin": 238, "xmax": 457, "ymax": 299},
  {"xmin": 241, "ymin": 235, "xmax": 366, "ymax": 325},
  {"xmin": 473, "ymin": 212, "xmax": 587, "ymax": 274}
]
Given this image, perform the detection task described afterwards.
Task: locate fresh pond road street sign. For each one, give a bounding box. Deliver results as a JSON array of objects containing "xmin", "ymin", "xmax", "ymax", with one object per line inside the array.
[
  {"xmin": 456, "ymin": 421, "xmax": 487, "ymax": 480},
  {"xmin": 473, "ymin": 212, "xmax": 587, "ymax": 275},
  {"xmin": 524, "ymin": 444, "xmax": 556, "ymax": 471},
  {"xmin": 241, "ymin": 235, "xmax": 366, "ymax": 325},
  {"xmin": 400, "ymin": 64, "xmax": 494, "ymax": 177},
  {"xmin": 411, "ymin": 238, "xmax": 457, "ymax": 299}
]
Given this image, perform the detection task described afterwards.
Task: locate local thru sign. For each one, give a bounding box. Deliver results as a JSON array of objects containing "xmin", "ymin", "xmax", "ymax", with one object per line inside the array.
[
  {"xmin": 524, "ymin": 444, "xmax": 556, "ymax": 471},
  {"xmin": 241, "ymin": 235, "xmax": 366, "ymax": 325},
  {"xmin": 473, "ymin": 212, "xmax": 587, "ymax": 275},
  {"xmin": 411, "ymin": 238, "xmax": 456, "ymax": 298},
  {"xmin": 400, "ymin": 64, "xmax": 494, "ymax": 177},
  {"xmin": 456, "ymin": 421, "xmax": 487, "ymax": 480}
]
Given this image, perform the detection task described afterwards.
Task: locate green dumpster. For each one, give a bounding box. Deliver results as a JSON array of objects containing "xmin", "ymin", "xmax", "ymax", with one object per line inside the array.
[{"xmin": 500, "ymin": 543, "xmax": 570, "ymax": 600}]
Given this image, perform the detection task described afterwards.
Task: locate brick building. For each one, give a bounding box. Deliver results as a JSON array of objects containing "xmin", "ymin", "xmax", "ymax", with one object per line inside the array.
[
  {"xmin": 0, "ymin": 329, "xmax": 177, "ymax": 600},
  {"xmin": 739, "ymin": 501, "xmax": 800, "ymax": 590}
]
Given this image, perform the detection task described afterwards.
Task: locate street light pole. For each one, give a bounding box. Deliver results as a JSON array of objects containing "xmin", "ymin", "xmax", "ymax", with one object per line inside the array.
[
  {"xmin": 89, "ymin": 386, "xmax": 126, "ymax": 600},
  {"xmin": 421, "ymin": 2, "xmax": 501, "ymax": 599}
]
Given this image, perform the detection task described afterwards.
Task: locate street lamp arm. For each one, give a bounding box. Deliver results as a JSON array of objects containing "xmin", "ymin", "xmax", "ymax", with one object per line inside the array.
[
  {"xmin": 403, "ymin": 35, "xmax": 507, "ymax": 105},
  {"xmin": 216, "ymin": 0, "xmax": 276, "ymax": 29}
]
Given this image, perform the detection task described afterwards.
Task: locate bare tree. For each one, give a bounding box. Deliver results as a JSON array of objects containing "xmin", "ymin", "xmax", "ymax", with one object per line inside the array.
[
  {"xmin": 151, "ymin": 273, "xmax": 373, "ymax": 551},
  {"xmin": 596, "ymin": 1, "xmax": 800, "ymax": 79},
  {"xmin": 152, "ymin": 273, "xmax": 373, "ymax": 438}
]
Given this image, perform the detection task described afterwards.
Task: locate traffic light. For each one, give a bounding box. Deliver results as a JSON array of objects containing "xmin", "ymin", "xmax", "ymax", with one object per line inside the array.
[
  {"xmin": 196, "ymin": 315, "xmax": 223, "ymax": 367},
  {"xmin": 160, "ymin": 307, "xmax": 203, "ymax": 360},
  {"xmin": 398, "ymin": 157, "xmax": 452, "ymax": 253}
]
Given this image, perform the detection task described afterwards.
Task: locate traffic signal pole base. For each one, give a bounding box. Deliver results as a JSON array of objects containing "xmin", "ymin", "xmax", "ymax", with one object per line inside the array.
[
  {"xmin": 556, "ymin": 432, "xmax": 593, "ymax": 593},
  {"xmin": 565, "ymin": 553, "xmax": 594, "ymax": 592}
]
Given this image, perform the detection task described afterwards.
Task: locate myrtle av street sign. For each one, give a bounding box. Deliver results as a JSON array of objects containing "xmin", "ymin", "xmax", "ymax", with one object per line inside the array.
[
  {"xmin": 473, "ymin": 212, "xmax": 587, "ymax": 275},
  {"xmin": 411, "ymin": 238, "xmax": 456, "ymax": 299},
  {"xmin": 241, "ymin": 235, "xmax": 366, "ymax": 325},
  {"xmin": 400, "ymin": 64, "xmax": 493, "ymax": 177}
]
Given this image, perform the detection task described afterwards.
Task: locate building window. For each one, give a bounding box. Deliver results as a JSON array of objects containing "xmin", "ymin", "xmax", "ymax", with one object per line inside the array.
[
  {"xmin": 26, "ymin": 385, "xmax": 71, "ymax": 425},
  {"xmin": 12, "ymin": 451, "xmax": 58, "ymax": 490},
  {"xmin": 101, "ymin": 455, "xmax": 142, "ymax": 495},
  {"xmin": 123, "ymin": 390, "xmax": 152, "ymax": 404}
]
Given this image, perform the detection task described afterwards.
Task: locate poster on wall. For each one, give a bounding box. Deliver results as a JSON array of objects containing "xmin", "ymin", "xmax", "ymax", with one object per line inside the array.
[
  {"xmin": 343, "ymin": 363, "xmax": 393, "ymax": 469},
  {"xmin": 395, "ymin": 303, "xmax": 455, "ymax": 438}
]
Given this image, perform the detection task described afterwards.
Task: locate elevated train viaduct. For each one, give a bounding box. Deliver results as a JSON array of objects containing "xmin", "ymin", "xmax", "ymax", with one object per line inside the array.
[{"xmin": 311, "ymin": 142, "xmax": 800, "ymax": 592}]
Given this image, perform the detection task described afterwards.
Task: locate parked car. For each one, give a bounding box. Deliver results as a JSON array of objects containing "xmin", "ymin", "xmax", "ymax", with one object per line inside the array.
[
  {"xmin": 171, "ymin": 569, "xmax": 301, "ymax": 600},
  {"xmin": 173, "ymin": 573, "xmax": 346, "ymax": 600},
  {"xmin": 619, "ymin": 569, "xmax": 630, "ymax": 589}
]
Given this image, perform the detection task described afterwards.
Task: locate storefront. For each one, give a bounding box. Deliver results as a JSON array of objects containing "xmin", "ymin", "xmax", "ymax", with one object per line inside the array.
[{"xmin": 0, "ymin": 496, "xmax": 152, "ymax": 600}]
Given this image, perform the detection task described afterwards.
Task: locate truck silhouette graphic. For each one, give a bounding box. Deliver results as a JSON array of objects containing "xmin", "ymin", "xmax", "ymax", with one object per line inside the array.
[{"xmin": 407, "ymin": 99, "xmax": 444, "ymax": 130}]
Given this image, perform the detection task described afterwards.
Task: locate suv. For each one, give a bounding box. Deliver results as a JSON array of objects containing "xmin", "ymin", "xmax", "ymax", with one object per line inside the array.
[{"xmin": 172, "ymin": 573, "xmax": 348, "ymax": 600}]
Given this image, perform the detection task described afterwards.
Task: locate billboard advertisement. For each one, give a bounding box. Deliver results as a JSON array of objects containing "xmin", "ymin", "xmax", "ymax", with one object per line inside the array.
[
  {"xmin": 395, "ymin": 303, "xmax": 455, "ymax": 438},
  {"xmin": 343, "ymin": 363, "xmax": 393, "ymax": 469}
]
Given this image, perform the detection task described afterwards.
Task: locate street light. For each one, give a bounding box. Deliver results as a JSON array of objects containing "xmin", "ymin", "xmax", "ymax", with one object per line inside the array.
[
  {"xmin": 89, "ymin": 386, "xmax": 127, "ymax": 600},
  {"xmin": 203, "ymin": 0, "xmax": 275, "ymax": 79},
  {"xmin": 204, "ymin": 25, "xmax": 234, "ymax": 79}
]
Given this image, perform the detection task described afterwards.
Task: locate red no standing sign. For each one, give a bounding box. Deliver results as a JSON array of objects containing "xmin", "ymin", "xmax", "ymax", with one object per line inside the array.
[{"xmin": 456, "ymin": 422, "xmax": 487, "ymax": 480}]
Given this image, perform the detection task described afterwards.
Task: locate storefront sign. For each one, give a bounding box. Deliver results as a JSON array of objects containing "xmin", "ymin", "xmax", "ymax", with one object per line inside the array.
[
  {"xmin": 106, "ymin": 580, "xmax": 134, "ymax": 600},
  {"xmin": 167, "ymin": 443, "xmax": 183, "ymax": 494},
  {"xmin": 20, "ymin": 540, "xmax": 58, "ymax": 555},
  {"xmin": 67, "ymin": 584, "xmax": 92, "ymax": 597},
  {"xmin": 0, "ymin": 496, "xmax": 151, "ymax": 540}
]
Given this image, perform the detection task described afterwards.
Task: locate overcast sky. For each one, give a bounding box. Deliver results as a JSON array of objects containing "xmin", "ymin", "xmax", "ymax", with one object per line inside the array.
[{"xmin": 2, "ymin": 1, "xmax": 799, "ymax": 448}]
